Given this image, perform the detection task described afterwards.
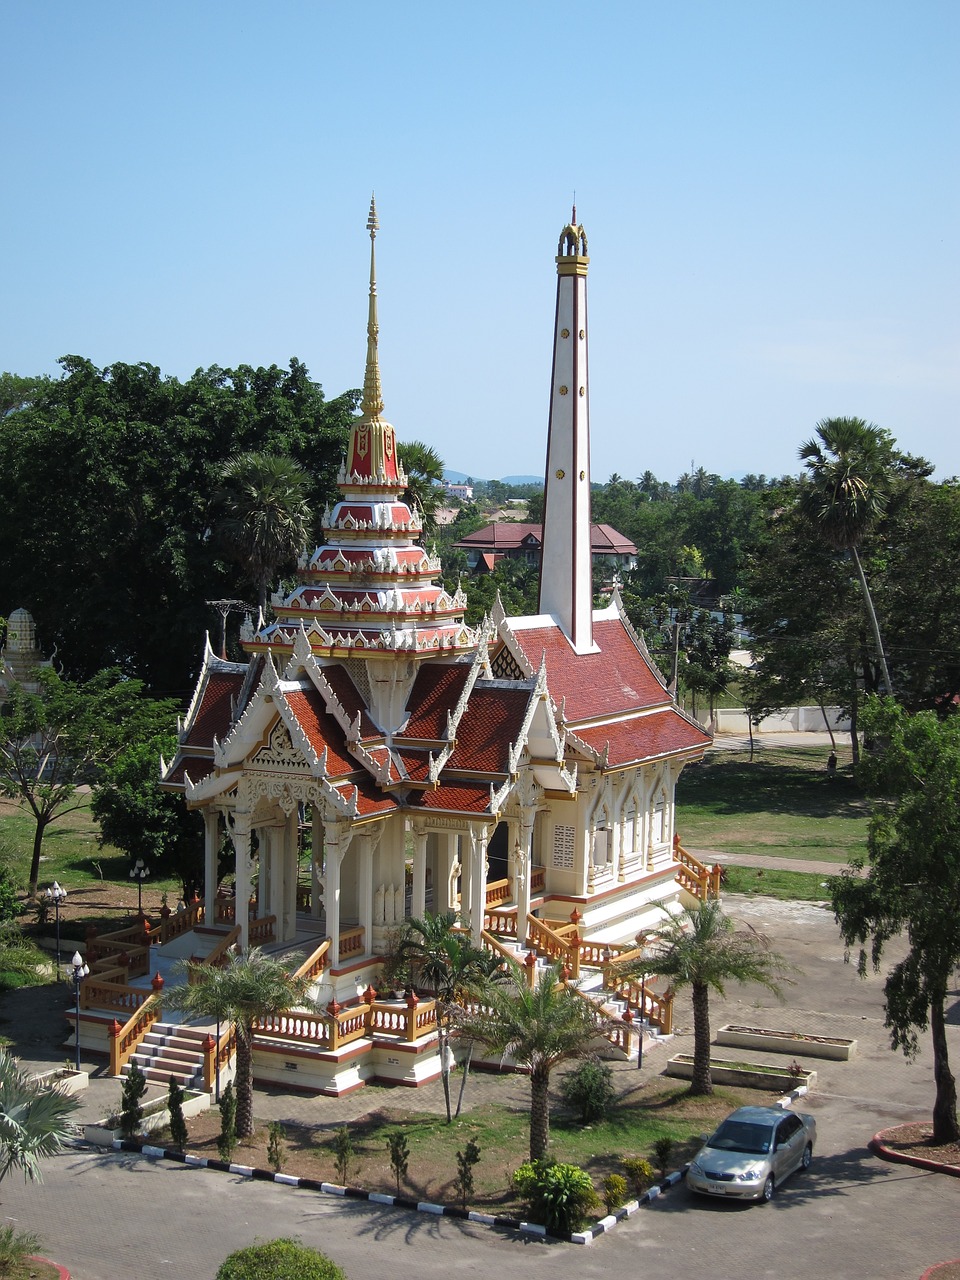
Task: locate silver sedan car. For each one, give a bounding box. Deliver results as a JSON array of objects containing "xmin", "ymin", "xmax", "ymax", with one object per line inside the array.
[{"xmin": 686, "ymin": 1105, "xmax": 816, "ymax": 1203}]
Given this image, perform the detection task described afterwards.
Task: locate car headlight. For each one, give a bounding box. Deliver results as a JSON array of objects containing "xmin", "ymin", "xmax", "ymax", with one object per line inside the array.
[
  {"xmin": 688, "ymin": 1160, "xmax": 703, "ymax": 1176},
  {"xmin": 737, "ymin": 1168, "xmax": 762, "ymax": 1181}
]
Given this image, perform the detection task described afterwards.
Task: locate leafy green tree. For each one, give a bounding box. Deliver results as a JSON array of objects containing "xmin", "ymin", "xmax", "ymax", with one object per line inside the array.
[
  {"xmin": 0, "ymin": 668, "xmax": 178, "ymax": 894},
  {"xmin": 386, "ymin": 1130, "xmax": 409, "ymax": 1195},
  {"xmin": 161, "ymin": 948, "xmax": 311, "ymax": 1139},
  {"xmin": 91, "ymin": 733, "xmax": 204, "ymax": 897},
  {"xmin": 620, "ymin": 900, "xmax": 790, "ymax": 1096},
  {"xmin": 119, "ymin": 1063, "xmax": 148, "ymax": 1140},
  {"xmin": 397, "ymin": 912, "xmax": 501, "ymax": 1121},
  {"xmin": 167, "ymin": 1076, "xmax": 188, "ymax": 1153},
  {"xmin": 453, "ymin": 961, "xmax": 601, "ymax": 1160},
  {"xmin": 832, "ymin": 698, "xmax": 960, "ymax": 1143},
  {"xmin": 215, "ymin": 452, "xmax": 313, "ymax": 614},
  {"xmin": 798, "ymin": 418, "xmax": 896, "ymax": 695},
  {"xmin": 0, "ymin": 1050, "xmax": 79, "ymax": 1186}
]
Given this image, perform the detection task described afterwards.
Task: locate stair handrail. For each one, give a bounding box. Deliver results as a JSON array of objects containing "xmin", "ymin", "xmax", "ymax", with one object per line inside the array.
[
  {"xmin": 190, "ymin": 925, "xmax": 241, "ymax": 978},
  {"xmin": 107, "ymin": 999, "xmax": 162, "ymax": 1076},
  {"xmin": 673, "ymin": 835, "xmax": 723, "ymax": 901},
  {"xmin": 525, "ymin": 913, "xmax": 580, "ymax": 977},
  {"xmin": 293, "ymin": 937, "xmax": 331, "ymax": 984},
  {"xmin": 606, "ymin": 972, "xmax": 675, "ymax": 1036},
  {"xmin": 560, "ymin": 979, "xmax": 634, "ymax": 1053}
]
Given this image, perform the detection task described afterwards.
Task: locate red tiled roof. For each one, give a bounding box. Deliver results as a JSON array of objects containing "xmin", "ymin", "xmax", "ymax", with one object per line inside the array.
[
  {"xmin": 163, "ymin": 757, "xmax": 215, "ymax": 788},
  {"xmin": 321, "ymin": 665, "xmax": 378, "ymax": 739},
  {"xmin": 456, "ymin": 523, "xmax": 637, "ymax": 555},
  {"xmin": 512, "ymin": 616, "xmax": 668, "ymax": 723},
  {"xmin": 341, "ymin": 778, "xmax": 399, "ymax": 817},
  {"xmin": 448, "ymin": 685, "xmax": 529, "ymax": 773},
  {"xmin": 394, "ymin": 749, "xmax": 433, "ymax": 782},
  {"xmin": 184, "ymin": 671, "xmax": 245, "ymax": 746},
  {"xmin": 283, "ymin": 688, "xmax": 357, "ymax": 777},
  {"xmin": 407, "ymin": 781, "xmax": 493, "ymax": 814},
  {"xmin": 399, "ymin": 663, "xmax": 471, "ymax": 740},
  {"xmin": 574, "ymin": 709, "xmax": 710, "ymax": 766}
]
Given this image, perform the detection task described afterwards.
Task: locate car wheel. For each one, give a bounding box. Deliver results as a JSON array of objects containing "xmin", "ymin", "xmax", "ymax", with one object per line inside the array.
[
  {"xmin": 801, "ymin": 1143, "xmax": 813, "ymax": 1171},
  {"xmin": 761, "ymin": 1174, "xmax": 775, "ymax": 1203}
]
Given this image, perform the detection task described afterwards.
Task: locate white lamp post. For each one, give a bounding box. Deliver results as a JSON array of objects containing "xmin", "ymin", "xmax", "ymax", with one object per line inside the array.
[
  {"xmin": 71, "ymin": 950, "xmax": 90, "ymax": 1071},
  {"xmin": 44, "ymin": 881, "xmax": 67, "ymax": 970},
  {"xmin": 129, "ymin": 859, "xmax": 150, "ymax": 917}
]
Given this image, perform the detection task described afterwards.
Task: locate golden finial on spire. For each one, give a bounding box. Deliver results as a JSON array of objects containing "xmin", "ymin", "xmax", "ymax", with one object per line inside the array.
[{"xmin": 361, "ymin": 193, "xmax": 384, "ymax": 421}]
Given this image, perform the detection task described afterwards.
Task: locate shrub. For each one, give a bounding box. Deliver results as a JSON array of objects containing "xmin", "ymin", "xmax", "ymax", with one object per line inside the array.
[
  {"xmin": 119, "ymin": 1063, "xmax": 147, "ymax": 1139},
  {"xmin": 453, "ymin": 1138, "xmax": 481, "ymax": 1209},
  {"xmin": 167, "ymin": 1076, "xmax": 188, "ymax": 1152},
  {"xmin": 218, "ymin": 1082, "xmax": 237, "ymax": 1162},
  {"xmin": 601, "ymin": 1172, "xmax": 628, "ymax": 1213},
  {"xmin": 621, "ymin": 1155, "xmax": 655, "ymax": 1195},
  {"xmin": 386, "ymin": 1130, "xmax": 408, "ymax": 1195},
  {"xmin": 0, "ymin": 923, "xmax": 46, "ymax": 992},
  {"xmin": 512, "ymin": 1159, "xmax": 599, "ymax": 1235},
  {"xmin": 268, "ymin": 1121, "xmax": 286, "ymax": 1173},
  {"xmin": 559, "ymin": 1058, "xmax": 616, "ymax": 1123},
  {"xmin": 0, "ymin": 1224, "xmax": 42, "ymax": 1276},
  {"xmin": 332, "ymin": 1125, "xmax": 353, "ymax": 1186},
  {"xmin": 216, "ymin": 1237, "xmax": 347, "ymax": 1280},
  {"xmin": 652, "ymin": 1135, "xmax": 676, "ymax": 1176}
]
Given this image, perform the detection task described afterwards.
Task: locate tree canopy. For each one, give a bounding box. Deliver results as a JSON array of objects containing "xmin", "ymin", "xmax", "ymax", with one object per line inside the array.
[{"xmin": 832, "ymin": 697, "xmax": 960, "ymax": 1143}]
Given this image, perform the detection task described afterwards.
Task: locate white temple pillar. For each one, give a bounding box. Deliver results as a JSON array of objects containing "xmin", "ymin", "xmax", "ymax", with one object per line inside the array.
[
  {"xmin": 230, "ymin": 813, "xmax": 253, "ymax": 953},
  {"xmin": 203, "ymin": 809, "xmax": 219, "ymax": 922},
  {"xmin": 324, "ymin": 820, "xmax": 343, "ymax": 966},
  {"xmin": 468, "ymin": 825, "xmax": 489, "ymax": 941},
  {"xmin": 411, "ymin": 827, "xmax": 427, "ymax": 920},
  {"xmin": 444, "ymin": 833, "xmax": 460, "ymax": 915},
  {"xmin": 283, "ymin": 811, "xmax": 298, "ymax": 942},
  {"xmin": 358, "ymin": 835, "xmax": 373, "ymax": 959},
  {"xmin": 311, "ymin": 806, "xmax": 323, "ymax": 921}
]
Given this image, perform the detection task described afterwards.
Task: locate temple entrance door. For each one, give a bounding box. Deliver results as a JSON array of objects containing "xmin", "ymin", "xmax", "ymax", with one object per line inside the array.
[{"xmin": 487, "ymin": 821, "xmax": 509, "ymax": 885}]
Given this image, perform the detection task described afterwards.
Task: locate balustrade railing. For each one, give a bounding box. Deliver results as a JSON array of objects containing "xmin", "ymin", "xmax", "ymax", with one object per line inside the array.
[
  {"xmin": 483, "ymin": 907, "xmax": 518, "ymax": 938},
  {"xmin": 293, "ymin": 938, "xmax": 330, "ymax": 984},
  {"xmin": 673, "ymin": 835, "xmax": 722, "ymax": 901},
  {"xmin": 108, "ymin": 1001, "xmax": 161, "ymax": 1076},
  {"xmin": 248, "ymin": 915, "xmax": 277, "ymax": 946},
  {"xmin": 338, "ymin": 924, "xmax": 364, "ymax": 959},
  {"xmin": 484, "ymin": 877, "xmax": 511, "ymax": 907}
]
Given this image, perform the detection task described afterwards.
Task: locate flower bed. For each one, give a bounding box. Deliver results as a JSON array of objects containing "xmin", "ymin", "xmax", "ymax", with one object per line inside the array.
[
  {"xmin": 716, "ymin": 1024, "xmax": 856, "ymax": 1061},
  {"xmin": 664, "ymin": 1054, "xmax": 817, "ymax": 1092}
]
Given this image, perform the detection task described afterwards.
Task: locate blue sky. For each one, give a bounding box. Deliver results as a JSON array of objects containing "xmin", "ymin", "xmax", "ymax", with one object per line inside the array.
[{"xmin": 3, "ymin": 1, "xmax": 958, "ymax": 483}]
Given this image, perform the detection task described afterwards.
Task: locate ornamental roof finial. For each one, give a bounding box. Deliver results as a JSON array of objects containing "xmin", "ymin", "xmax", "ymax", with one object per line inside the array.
[{"xmin": 362, "ymin": 193, "xmax": 384, "ymax": 421}]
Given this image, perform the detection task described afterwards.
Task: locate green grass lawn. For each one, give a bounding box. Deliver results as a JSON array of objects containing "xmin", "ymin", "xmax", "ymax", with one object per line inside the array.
[{"xmin": 676, "ymin": 745, "xmax": 869, "ymax": 866}]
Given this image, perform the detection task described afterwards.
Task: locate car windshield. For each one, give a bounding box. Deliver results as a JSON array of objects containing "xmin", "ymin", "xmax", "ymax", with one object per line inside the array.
[{"xmin": 707, "ymin": 1120, "xmax": 773, "ymax": 1155}]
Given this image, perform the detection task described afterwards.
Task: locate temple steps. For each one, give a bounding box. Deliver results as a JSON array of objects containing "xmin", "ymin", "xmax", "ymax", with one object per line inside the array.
[{"xmin": 122, "ymin": 1021, "xmax": 208, "ymax": 1090}]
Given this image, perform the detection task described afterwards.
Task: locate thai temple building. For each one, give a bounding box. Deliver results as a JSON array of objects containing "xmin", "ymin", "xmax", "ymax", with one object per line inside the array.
[{"xmin": 72, "ymin": 203, "xmax": 718, "ymax": 1093}]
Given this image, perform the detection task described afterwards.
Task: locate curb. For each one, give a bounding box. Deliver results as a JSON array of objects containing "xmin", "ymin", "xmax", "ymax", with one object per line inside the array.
[
  {"xmin": 870, "ymin": 1127, "xmax": 960, "ymax": 1180},
  {"xmin": 106, "ymin": 1138, "xmax": 689, "ymax": 1245}
]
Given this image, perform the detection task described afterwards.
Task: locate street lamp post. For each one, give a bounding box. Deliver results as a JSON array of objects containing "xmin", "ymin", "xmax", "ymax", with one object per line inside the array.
[
  {"xmin": 44, "ymin": 881, "xmax": 67, "ymax": 971},
  {"xmin": 130, "ymin": 860, "xmax": 150, "ymax": 917},
  {"xmin": 71, "ymin": 950, "xmax": 90, "ymax": 1071}
]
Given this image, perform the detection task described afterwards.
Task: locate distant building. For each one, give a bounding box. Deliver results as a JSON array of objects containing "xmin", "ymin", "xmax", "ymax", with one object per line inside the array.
[
  {"xmin": 454, "ymin": 521, "xmax": 637, "ymax": 576},
  {"xmin": 0, "ymin": 607, "xmax": 52, "ymax": 697},
  {"xmin": 442, "ymin": 481, "xmax": 474, "ymax": 500}
]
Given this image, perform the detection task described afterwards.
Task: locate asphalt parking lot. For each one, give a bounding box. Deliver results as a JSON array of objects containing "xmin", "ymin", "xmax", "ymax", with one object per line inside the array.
[{"xmin": 3, "ymin": 894, "xmax": 958, "ymax": 1280}]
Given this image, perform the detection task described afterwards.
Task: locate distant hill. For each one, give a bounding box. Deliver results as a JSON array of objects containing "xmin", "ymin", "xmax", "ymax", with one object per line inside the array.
[{"xmin": 444, "ymin": 470, "xmax": 543, "ymax": 485}]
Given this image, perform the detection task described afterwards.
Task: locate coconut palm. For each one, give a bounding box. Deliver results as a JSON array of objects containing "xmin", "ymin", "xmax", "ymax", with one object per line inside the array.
[
  {"xmin": 215, "ymin": 452, "xmax": 313, "ymax": 613},
  {"xmin": 397, "ymin": 440, "xmax": 445, "ymax": 533},
  {"xmin": 798, "ymin": 418, "xmax": 893, "ymax": 695},
  {"xmin": 452, "ymin": 961, "xmax": 601, "ymax": 1160},
  {"xmin": 0, "ymin": 1049, "xmax": 80, "ymax": 1186},
  {"xmin": 161, "ymin": 948, "xmax": 311, "ymax": 1139},
  {"xmin": 396, "ymin": 913, "xmax": 501, "ymax": 1122},
  {"xmin": 620, "ymin": 900, "xmax": 790, "ymax": 1097}
]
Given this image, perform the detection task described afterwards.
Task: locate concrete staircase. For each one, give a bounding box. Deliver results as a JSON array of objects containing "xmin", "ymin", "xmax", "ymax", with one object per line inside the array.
[{"xmin": 123, "ymin": 1021, "xmax": 209, "ymax": 1090}]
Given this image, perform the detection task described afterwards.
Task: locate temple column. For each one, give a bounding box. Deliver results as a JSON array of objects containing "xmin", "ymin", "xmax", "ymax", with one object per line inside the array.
[
  {"xmin": 269, "ymin": 827, "xmax": 285, "ymax": 926},
  {"xmin": 411, "ymin": 826, "xmax": 428, "ymax": 920},
  {"xmin": 283, "ymin": 811, "xmax": 299, "ymax": 942},
  {"xmin": 203, "ymin": 809, "xmax": 219, "ymax": 923},
  {"xmin": 311, "ymin": 807, "xmax": 323, "ymax": 921},
  {"xmin": 467, "ymin": 825, "xmax": 489, "ymax": 941},
  {"xmin": 444, "ymin": 833, "xmax": 460, "ymax": 915},
  {"xmin": 229, "ymin": 813, "xmax": 253, "ymax": 953},
  {"xmin": 323, "ymin": 820, "xmax": 350, "ymax": 966},
  {"xmin": 358, "ymin": 835, "xmax": 373, "ymax": 959}
]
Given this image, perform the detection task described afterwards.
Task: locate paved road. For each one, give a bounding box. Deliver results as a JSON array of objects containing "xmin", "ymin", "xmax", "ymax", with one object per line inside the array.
[{"xmin": 4, "ymin": 895, "xmax": 958, "ymax": 1280}]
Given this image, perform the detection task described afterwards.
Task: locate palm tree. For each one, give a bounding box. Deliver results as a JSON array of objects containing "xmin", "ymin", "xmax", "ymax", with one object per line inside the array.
[
  {"xmin": 0, "ymin": 1049, "xmax": 80, "ymax": 1186},
  {"xmin": 215, "ymin": 452, "xmax": 313, "ymax": 613},
  {"xmin": 453, "ymin": 961, "xmax": 601, "ymax": 1160},
  {"xmin": 798, "ymin": 418, "xmax": 893, "ymax": 695},
  {"xmin": 397, "ymin": 440, "xmax": 445, "ymax": 533},
  {"xmin": 396, "ymin": 913, "xmax": 501, "ymax": 1122},
  {"xmin": 161, "ymin": 948, "xmax": 311, "ymax": 1139},
  {"xmin": 619, "ymin": 901, "xmax": 790, "ymax": 1096}
]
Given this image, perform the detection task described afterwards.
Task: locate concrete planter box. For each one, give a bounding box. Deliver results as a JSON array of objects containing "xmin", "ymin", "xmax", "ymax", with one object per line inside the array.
[
  {"xmin": 33, "ymin": 1068, "xmax": 89, "ymax": 1097},
  {"xmin": 83, "ymin": 1088, "xmax": 209, "ymax": 1146},
  {"xmin": 664, "ymin": 1053, "xmax": 817, "ymax": 1093},
  {"xmin": 716, "ymin": 1024, "xmax": 856, "ymax": 1061}
]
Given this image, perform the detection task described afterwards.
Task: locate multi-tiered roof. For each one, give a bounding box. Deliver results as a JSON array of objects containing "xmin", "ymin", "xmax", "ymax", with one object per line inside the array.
[{"xmin": 246, "ymin": 196, "xmax": 474, "ymax": 667}]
